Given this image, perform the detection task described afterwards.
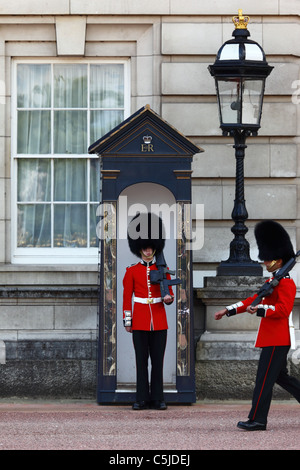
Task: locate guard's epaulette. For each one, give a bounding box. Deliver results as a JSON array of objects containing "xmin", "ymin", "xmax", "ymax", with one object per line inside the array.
[{"xmin": 126, "ymin": 262, "xmax": 139, "ymax": 269}]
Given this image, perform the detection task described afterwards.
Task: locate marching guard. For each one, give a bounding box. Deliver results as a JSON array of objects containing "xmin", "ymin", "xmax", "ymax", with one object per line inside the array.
[
  {"xmin": 215, "ymin": 220, "xmax": 300, "ymax": 430},
  {"xmin": 123, "ymin": 213, "xmax": 175, "ymax": 410}
]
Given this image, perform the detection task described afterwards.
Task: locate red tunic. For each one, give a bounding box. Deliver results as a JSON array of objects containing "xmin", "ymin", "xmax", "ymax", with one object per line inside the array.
[
  {"xmin": 123, "ymin": 260, "xmax": 174, "ymax": 331},
  {"xmin": 227, "ymin": 277, "xmax": 296, "ymax": 347}
]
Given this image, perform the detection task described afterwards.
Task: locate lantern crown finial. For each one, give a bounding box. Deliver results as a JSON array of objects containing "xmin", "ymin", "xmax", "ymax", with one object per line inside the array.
[{"xmin": 232, "ymin": 9, "xmax": 250, "ymax": 30}]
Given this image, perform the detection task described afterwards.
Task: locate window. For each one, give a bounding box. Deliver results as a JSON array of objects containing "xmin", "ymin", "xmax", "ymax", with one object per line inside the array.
[{"xmin": 12, "ymin": 60, "xmax": 130, "ymax": 264}]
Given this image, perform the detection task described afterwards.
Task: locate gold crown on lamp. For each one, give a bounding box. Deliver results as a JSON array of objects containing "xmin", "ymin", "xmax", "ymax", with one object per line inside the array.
[
  {"xmin": 143, "ymin": 135, "xmax": 152, "ymax": 144},
  {"xmin": 232, "ymin": 9, "xmax": 250, "ymax": 29}
]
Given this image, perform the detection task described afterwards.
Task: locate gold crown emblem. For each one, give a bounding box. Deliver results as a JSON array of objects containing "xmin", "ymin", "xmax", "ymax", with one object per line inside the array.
[
  {"xmin": 143, "ymin": 135, "xmax": 152, "ymax": 144},
  {"xmin": 232, "ymin": 9, "xmax": 250, "ymax": 30}
]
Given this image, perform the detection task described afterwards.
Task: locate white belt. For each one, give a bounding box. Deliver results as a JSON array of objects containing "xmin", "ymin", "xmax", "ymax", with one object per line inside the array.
[
  {"xmin": 289, "ymin": 312, "xmax": 296, "ymax": 350},
  {"xmin": 134, "ymin": 296, "xmax": 162, "ymax": 304}
]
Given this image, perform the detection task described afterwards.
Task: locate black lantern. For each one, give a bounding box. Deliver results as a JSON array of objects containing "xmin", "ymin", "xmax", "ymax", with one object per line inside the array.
[{"xmin": 209, "ymin": 10, "xmax": 273, "ymax": 276}]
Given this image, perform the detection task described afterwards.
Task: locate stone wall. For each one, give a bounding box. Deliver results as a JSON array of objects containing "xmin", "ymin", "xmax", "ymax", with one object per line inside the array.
[
  {"xmin": 0, "ymin": 2, "xmax": 298, "ymax": 399},
  {"xmin": 0, "ymin": 286, "xmax": 98, "ymax": 398}
]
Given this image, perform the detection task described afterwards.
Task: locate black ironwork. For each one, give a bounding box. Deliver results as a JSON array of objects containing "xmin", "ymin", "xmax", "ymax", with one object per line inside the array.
[
  {"xmin": 217, "ymin": 129, "xmax": 262, "ymax": 275},
  {"xmin": 209, "ymin": 11, "xmax": 273, "ymax": 276}
]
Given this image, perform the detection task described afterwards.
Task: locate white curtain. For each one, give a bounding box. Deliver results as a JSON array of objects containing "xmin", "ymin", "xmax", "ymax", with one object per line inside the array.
[
  {"xmin": 90, "ymin": 64, "xmax": 124, "ymax": 143},
  {"xmin": 53, "ymin": 159, "xmax": 87, "ymax": 247},
  {"xmin": 17, "ymin": 159, "xmax": 51, "ymax": 247},
  {"xmin": 17, "ymin": 64, "xmax": 51, "ymax": 154},
  {"xmin": 53, "ymin": 64, "xmax": 87, "ymax": 154}
]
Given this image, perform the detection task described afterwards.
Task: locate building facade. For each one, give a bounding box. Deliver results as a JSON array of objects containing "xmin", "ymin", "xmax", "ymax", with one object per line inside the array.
[{"xmin": 0, "ymin": 1, "xmax": 299, "ymax": 399}]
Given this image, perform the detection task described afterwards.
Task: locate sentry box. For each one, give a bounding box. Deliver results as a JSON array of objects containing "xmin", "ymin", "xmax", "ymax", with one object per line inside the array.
[{"xmin": 89, "ymin": 105, "xmax": 203, "ymax": 404}]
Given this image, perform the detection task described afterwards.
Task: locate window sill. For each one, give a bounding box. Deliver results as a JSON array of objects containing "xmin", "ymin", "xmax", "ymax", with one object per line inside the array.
[{"xmin": 0, "ymin": 264, "xmax": 98, "ymax": 286}]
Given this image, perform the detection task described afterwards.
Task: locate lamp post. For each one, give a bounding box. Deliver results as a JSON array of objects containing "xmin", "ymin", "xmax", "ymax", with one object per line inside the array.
[{"xmin": 208, "ymin": 10, "xmax": 273, "ymax": 276}]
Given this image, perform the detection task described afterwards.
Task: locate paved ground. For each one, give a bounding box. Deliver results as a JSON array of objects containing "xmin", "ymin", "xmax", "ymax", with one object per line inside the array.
[{"xmin": 0, "ymin": 399, "xmax": 298, "ymax": 452}]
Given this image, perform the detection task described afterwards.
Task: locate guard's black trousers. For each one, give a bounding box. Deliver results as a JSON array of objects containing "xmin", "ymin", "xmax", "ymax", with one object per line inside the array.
[
  {"xmin": 132, "ymin": 329, "xmax": 167, "ymax": 403},
  {"xmin": 249, "ymin": 345, "xmax": 300, "ymax": 424}
]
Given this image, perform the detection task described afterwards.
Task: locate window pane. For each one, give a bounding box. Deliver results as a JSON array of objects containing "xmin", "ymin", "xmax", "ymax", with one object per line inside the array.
[
  {"xmin": 54, "ymin": 64, "xmax": 87, "ymax": 108},
  {"xmin": 54, "ymin": 204, "xmax": 87, "ymax": 247},
  {"xmin": 18, "ymin": 110, "xmax": 51, "ymax": 154},
  {"xmin": 17, "ymin": 64, "xmax": 51, "ymax": 108},
  {"xmin": 90, "ymin": 204, "xmax": 99, "ymax": 247},
  {"xmin": 90, "ymin": 159, "xmax": 100, "ymax": 202},
  {"xmin": 54, "ymin": 159, "xmax": 87, "ymax": 201},
  {"xmin": 18, "ymin": 159, "xmax": 51, "ymax": 202},
  {"xmin": 54, "ymin": 110, "xmax": 87, "ymax": 154},
  {"xmin": 17, "ymin": 204, "xmax": 51, "ymax": 247},
  {"xmin": 90, "ymin": 110, "xmax": 123, "ymax": 143},
  {"xmin": 90, "ymin": 64, "xmax": 124, "ymax": 108}
]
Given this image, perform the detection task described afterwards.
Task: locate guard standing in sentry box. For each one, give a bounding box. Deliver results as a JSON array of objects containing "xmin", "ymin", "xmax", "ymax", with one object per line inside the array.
[
  {"xmin": 215, "ymin": 220, "xmax": 300, "ymax": 430},
  {"xmin": 122, "ymin": 212, "xmax": 176, "ymax": 411}
]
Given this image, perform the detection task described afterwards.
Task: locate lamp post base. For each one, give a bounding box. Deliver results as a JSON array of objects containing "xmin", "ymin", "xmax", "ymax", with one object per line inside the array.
[{"xmin": 217, "ymin": 260, "xmax": 263, "ymax": 277}]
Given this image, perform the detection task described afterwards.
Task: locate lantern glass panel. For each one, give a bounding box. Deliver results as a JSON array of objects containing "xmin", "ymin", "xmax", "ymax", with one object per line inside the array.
[
  {"xmin": 216, "ymin": 78, "xmax": 264, "ymax": 126},
  {"xmin": 216, "ymin": 79, "xmax": 240, "ymax": 124},
  {"xmin": 241, "ymin": 79, "xmax": 265, "ymax": 125}
]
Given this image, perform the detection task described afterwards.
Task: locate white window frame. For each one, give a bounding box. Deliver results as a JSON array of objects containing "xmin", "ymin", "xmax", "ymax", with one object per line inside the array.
[{"xmin": 11, "ymin": 58, "xmax": 130, "ymax": 265}]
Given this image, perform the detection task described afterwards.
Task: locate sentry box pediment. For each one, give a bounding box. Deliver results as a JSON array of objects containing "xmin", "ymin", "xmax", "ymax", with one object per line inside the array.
[
  {"xmin": 88, "ymin": 104, "xmax": 203, "ymax": 157},
  {"xmin": 88, "ymin": 104, "xmax": 203, "ymax": 201}
]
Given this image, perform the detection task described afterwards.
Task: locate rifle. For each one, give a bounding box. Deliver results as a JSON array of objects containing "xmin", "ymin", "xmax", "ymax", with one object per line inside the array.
[
  {"xmin": 251, "ymin": 250, "xmax": 300, "ymax": 307},
  {"xmin": 150, "ymin": 251, "xmax": 181, "ymax": 299}
]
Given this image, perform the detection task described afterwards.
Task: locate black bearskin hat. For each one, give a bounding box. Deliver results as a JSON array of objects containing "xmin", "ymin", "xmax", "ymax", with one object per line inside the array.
[
  {"xmin": 254, "ymin": 220, "xmax": 295, "ymax": 264},
  {"xmin": 127, "ymin": 212, "xmax": 165, "ymax": 257}
]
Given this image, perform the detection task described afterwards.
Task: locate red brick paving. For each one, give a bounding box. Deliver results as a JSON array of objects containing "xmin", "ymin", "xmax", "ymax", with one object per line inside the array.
[{"xmin": 0, "ymin": 400, "xmax": 298, "ymax": 450}]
